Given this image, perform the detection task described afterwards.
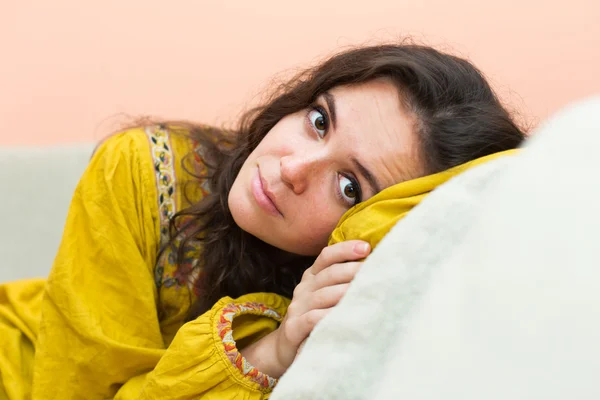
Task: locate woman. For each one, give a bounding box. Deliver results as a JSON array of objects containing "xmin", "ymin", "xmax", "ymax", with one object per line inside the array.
[{"xmin": 0, "ymin": 43, "xmax": 525, "ymax": 399}]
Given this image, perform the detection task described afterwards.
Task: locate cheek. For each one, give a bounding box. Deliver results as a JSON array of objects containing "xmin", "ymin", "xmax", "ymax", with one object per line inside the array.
[{"xmin": 292, "ymin": 206, "xmax": 342, "ymax": 254}]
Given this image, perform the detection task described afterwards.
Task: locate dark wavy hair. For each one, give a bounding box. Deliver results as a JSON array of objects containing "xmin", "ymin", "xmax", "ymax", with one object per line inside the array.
[{"xmin": 159, "ymin": 43, "xmax": 526, "ymax": 319}]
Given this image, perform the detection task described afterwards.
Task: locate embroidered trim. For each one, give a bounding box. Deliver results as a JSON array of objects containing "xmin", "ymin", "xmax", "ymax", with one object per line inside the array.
[
  {"xmin": 217, "ymin": 302, "xmax": 283, "ymax": 390},
  {"xmin": 145, "ymin": 125, "xmax": 177, "ymax": 246}
]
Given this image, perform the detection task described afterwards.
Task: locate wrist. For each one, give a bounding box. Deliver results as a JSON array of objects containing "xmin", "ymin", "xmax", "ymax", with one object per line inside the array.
[{"xmin": 241, "ymin": 328, "xmax": 288, "ymax": 379}]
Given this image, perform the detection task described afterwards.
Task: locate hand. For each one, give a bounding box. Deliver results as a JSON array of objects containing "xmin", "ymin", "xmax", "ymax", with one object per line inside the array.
[{"xmin": 242, "ymin": 240, "xmax": 370, "ymax": 378}]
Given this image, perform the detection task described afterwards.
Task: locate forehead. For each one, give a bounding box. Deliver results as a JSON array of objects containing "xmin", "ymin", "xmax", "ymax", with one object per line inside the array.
[{"xmin": 328, "ymin": 79, "xmax": 422, "ymax": 189}]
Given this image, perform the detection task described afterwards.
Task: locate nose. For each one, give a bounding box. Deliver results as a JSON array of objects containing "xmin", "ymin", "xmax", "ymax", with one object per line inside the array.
[{"xmin": 280, "ymin": 153, "xmax": 323, "ymax": 194}]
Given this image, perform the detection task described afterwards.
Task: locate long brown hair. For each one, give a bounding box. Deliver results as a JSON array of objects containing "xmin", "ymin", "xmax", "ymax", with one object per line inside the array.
[{"xmin": 160, "ymin": 43, "xmax": 526, "ymax": 319}]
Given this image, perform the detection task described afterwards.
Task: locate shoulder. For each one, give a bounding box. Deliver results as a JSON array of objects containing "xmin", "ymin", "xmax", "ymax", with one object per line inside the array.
[
  {"xmin": 93, "ymin": 126, "xmax": 151, "ymax": 160},
  {"xmin": 91, "ymin": 124, "xmax": 219, "ymax": 245},
  {"xmin": 93, "ymin": 124, "xmax": 200, "ymax": 165},
  {"xmin": 85, "ymin": 127, "xmax": 163, "ymax": 208},
  {"xmin": 91, "ymin": 124, "xmax": 198, "ymax": 194},
  {"xmin": 96, "ymin": 125, "xmax": 199, "ymax": 243},
  {"xmin": 83, "ymin": 127, "xmax": 152, "ymax": 194}
]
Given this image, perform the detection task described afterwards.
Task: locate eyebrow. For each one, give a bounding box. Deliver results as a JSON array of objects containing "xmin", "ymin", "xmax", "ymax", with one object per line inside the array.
[
  {"xmin": 323, "ymin": 92, "xmax": 337, "ymax": 130},
  {"xmin": 351, "ymin": 157, "xmax": 383, "ymax": 195}
]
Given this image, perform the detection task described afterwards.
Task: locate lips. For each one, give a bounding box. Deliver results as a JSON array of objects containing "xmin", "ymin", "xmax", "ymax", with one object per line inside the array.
[
  {"xmin": 252, "ymin": 167, "xmax": 283, "ymax": 217},
  {"xmin": 261, "ymin": 176, "xmax": 282, "ymax": 213}
]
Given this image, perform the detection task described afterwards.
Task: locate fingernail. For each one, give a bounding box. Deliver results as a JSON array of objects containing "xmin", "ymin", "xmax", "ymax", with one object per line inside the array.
[{"xmin": 354, "ymin": 242, "xmax": 370, "ymax": 255}]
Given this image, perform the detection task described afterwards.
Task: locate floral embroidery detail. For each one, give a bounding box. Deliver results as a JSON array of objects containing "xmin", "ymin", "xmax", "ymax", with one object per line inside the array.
[
  {"xmin": 192, "ymin": 144, "xmax": 212, "ymax": 197},
  {"xmin": 217, "ymin": 302, "xmax": 283, "ymax": 389},
  {"xmin": 145, "ymin": 125, "xmax": 177, "ymax": 246},
  {"xmin": 146, "ymin": 126, "xmax": 207, "ymax": 297},
  {"xmin": 163, "ymin": 240, "xmax": 202, "ymax": 289}
]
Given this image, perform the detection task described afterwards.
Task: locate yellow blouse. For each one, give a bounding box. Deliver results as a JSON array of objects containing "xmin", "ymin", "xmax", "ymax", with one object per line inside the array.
[
  {"xmin": 0, "ymin": 124, "xmax": 517, "ymax": 399},
  {"xmin": 0, "ymin": 126, "xmax": 288, "ymax": 399}
]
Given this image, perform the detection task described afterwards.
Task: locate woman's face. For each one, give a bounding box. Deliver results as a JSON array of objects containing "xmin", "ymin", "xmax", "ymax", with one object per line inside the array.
[{"xmin": 228, "ymin": 78, "xmax": 422, "ymax": 256}]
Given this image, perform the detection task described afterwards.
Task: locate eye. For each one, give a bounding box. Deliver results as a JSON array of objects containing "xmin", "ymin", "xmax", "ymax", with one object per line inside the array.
[
  {"xmin": 337, "ymin": 173, "xmax": 362, "ymax": 207},
  {"xmin": 307, "ymin": 106, "xmax": 329, "ymax": 138}
]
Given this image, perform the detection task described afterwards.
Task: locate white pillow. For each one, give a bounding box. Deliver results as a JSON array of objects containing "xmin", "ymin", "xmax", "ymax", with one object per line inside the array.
[{"xmin": 272, "ymin": 96, "xmax": 600, "ymax": 400}]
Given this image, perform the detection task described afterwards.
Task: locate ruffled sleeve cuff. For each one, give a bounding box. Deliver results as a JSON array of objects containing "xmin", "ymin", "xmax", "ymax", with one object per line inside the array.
[
  {"xmin": 138, "ymin": 293, "xmax": 290, "ymax": 399},
  {"xmin": 215, "ymin": 299, "xmax": 286, "ymax": 390}
]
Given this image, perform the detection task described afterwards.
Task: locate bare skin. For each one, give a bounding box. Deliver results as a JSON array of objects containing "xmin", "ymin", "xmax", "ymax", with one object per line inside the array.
[
  {"xmin": 229, "ymin": 79, "xmax": 421, "ymax": 377},
  {"xmin": 243, "ymin": 240, "xmax": 371, "ymax": 378},
  {"xmin": 228, "ymin": 78, "xmax": 420, "ymax": 256}
]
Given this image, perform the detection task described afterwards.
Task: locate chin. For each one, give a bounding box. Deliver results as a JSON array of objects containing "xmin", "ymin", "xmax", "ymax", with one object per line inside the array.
[
  {"xmin": 256, "ymin": 232, "xmax": 323, "ymax": 257},
  {"xmin": 228, "ymin": 186, "xmax": 324, "ymax": 257},
  {"xmin": 234, "ymin": 218, "xmax": 318, "ymax": 256}
]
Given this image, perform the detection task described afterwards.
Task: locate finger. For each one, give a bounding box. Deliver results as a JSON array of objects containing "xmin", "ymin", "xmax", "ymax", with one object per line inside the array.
[
  {"xmin": 285, "ymin": 308, "xmax": 332, "ymax": 346},
  {"xmin": 313, "ymin": 261, "xmax": 362, "ymax": 289},
  {"xmin": 296, "ymin": 338, "xmax": 307, "ymax": 356},
  {"xmin": 288, "ymin": 282, "xmax": 345, "ymax": 317},
  {"xmin": 302, "ymin": 308, "xmax": 331, "ymax": 333},
  {"xmin": 310, "ymin": 241, "xmax": 370, "ymax": 275},
  {"xmin": 310, "ymin": 283, "xmax": 349, "ymax": 310}
]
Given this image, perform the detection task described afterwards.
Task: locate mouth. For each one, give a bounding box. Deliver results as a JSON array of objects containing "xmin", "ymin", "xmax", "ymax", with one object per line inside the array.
[{"xmin": 252, "ymin": 167, "xmax": 283, "ymax": 217}]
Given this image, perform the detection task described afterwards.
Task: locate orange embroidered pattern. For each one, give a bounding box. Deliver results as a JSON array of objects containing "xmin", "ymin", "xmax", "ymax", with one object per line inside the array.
[{"xmin": 217, "ymin": 302, "xmax": 283, "ymax": 389}]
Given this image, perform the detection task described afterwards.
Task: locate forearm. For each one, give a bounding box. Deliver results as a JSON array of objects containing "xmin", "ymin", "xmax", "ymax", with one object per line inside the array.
[{"xmin": 242, "ymin": 329, "xmax": 288, "ymax": 379}]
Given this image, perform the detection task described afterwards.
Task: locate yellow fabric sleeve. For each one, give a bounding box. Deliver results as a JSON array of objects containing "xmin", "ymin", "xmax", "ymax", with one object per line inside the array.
[
  {"xmin": 0, "ymin": 279, "xmax": 45, "ymax": 399},
  {"xmin": 129, "ymin": 293, "xmax": 289, "ymax": 399},
  {"xmin": 30, "ymin": 130, "xmax": 288, "ymax": 398},
  {"xmin": 32, "ymin": 130, "xmax": 164, "ymax": 398}
]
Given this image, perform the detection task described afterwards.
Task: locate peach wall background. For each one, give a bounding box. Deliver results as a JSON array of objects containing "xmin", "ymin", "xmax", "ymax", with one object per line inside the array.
[{"xmin": 1, "ymin": 0, "xmax": 598, "ymax": 146}]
